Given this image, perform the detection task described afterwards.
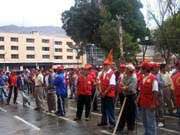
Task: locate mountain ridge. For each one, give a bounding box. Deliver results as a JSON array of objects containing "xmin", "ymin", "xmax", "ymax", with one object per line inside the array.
[{"xmin": 0, "ymin": 25, "xmax": 66, "ymax": 37}]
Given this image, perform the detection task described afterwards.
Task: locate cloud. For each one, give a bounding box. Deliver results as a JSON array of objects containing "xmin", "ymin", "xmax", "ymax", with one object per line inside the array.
[{"xmin": 0, "ymin": 0, "xmax": 74, "ymax": 26}]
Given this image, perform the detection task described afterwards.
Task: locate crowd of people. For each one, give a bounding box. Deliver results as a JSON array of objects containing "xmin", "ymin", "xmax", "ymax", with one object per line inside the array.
[{"xmin": 0, "ymin": 56, "xmax": 179, "ymax": 135}]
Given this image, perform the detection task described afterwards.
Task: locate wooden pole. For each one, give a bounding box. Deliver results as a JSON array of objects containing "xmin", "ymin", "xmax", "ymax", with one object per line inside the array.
[{"xmin": 112, "ymin": 97, "xmax": 127, "ymax": 135}]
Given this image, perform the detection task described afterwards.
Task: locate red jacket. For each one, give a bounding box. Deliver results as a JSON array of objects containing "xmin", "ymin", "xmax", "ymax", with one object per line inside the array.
[
  {"xmin": 77, "ymin": 73, "xmax": 93, "ymax": 96},
  {"xmin": 139, "ymin": 73, "xmax": 158, "ymax": 109},
  {"xmin": 9, "ymin": 74, "xmax": 17, "ymax": 87},
  {"xmin": 100, "ymin": 70, "xmax": 115, "ymax": 97},
  {"xmin": 171, "ymin": 71, "xmax": 180, "ymax": 107}
]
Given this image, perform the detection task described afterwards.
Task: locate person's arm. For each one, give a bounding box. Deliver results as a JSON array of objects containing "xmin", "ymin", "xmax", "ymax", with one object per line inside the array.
[{"xmin": 152, "ymin": 79, "xmax": 159, "ymax": 108}]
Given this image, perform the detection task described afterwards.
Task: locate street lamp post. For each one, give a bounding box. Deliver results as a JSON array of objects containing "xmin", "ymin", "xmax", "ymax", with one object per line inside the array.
[
  {"xmin": 91, "ymin": 44, "xmax": 95, "ymax": 65},
  {"xmin": 137, "ymin": 36, "xmax": 149, "ymax": 61}
]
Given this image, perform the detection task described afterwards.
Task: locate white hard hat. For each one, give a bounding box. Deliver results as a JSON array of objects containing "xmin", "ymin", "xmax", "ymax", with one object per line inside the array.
[{"xmin": 126, "ymin": 64, "xmax": 135, "ymax": 71}]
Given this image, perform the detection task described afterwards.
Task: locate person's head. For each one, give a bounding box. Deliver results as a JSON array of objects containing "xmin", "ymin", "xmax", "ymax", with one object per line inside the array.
[
  {"xmin": 56, "ymin": 65, "xmax": 64, "ymax": 73},
  {"xmin": 160, "ymin": 64, "xmax": 166, "ymax": 73},
  {"xmin": 151, "ymin": 62, "xmax": 160, "ymax": 75},
  {"xmin": 141, "ymin": 62, "xmax": 151, "ymax": 74},
  {"xmin": 11, "ymin": 70, "xmax": 16, "ymax": 75},
  {"xmin": 83, "ymin": 64, "xmax": 92, "ymax": 75},
  {"xmin": 125, "ymin": 64, "xmax": 135, "ymax": 76},
  {"xmin": 119, "ymin": 64, "xmax": 126, "ymax": 73}
]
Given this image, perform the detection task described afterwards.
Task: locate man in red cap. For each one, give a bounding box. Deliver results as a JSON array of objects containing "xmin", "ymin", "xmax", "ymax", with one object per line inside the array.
[
  {"xmin": 171, "ymin": 59, "xmax": 180, "ymax": 121},
  {"xmin": 7, "ymin": 71, "xmax": 18, "ymax": 105},
  {"xmin": 98, "ymin": 59, "xmax": 116, "ymax": 129},
  {"xmin": 74, "ymin": 64, "xmax": 94, "ymax": 121},
  {"xmin": 117, "ymin": 64, "xmax": 126, "ymax": 104},
  {"xmin": 54, "ymin": 65, "xmax": 67, "ymax": 116},
  {"xmin": 138, "ymin": 61, "xmax": 159, "ymax": 135}
]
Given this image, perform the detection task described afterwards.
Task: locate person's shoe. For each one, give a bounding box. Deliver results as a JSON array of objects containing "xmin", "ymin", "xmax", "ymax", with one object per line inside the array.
[
  {"xmin": 97, "ymin": 123, "xmax": 107, "ymax": 126},
  {"xmin": 73, "ymin": 117, "xmax": 81, "ymax": 121},
  {"xmin": 116, "ymin": 130, "xmax": 124, "ymax": 135},
  {"xmin": 34, "ymin": 107, "xmax": 40, "ymax": 111},
  {"xmin": 108, "ymin": 124, "xmax": 115, "ymax": 130},
  {"xmin": 127, "ymin": 130, "xmax": 135, "ymax": 135},
  {"xmin": 158, "ymin": 122, "xmax": 164, "ymax": 127},
  {"xmin": 14, "ymin": 102, "xmax": 18, "ymax": 104},
  {"xmin": 85, "ymin": 117, "xmax": 90, "ymax": 121}
]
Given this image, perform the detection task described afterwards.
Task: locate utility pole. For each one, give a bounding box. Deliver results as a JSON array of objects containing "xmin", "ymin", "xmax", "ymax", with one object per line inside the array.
[{"xmin": 117, "ymin": 15, "xmax": 124, "ymax": 58}]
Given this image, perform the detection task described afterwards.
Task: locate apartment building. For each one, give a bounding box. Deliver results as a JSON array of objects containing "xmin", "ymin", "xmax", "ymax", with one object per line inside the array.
[{"xmin": 0, "ymin": 32, "xmax": 86, "ymax": 70}]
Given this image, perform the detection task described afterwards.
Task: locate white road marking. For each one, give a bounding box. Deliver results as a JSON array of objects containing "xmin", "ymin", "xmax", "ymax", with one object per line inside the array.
[
  {"xmin": 17, "ymin": 101, "xmax": 34, "ymax": 109},
  {"xmin": 0, "ymin": 107, "xmax": 7, "ymax": 112},
  {"xmin": 14, "ymin": 115, "xmax": 40, "ymax": 131},
  {"xmin": 17, "ymin": 100, "xmax": 180, "ymax": 134},
  {"xmin": 100, "ymin": 130, "xmax": 112, "ymax": 135},
  {"xmin": 17, "ymin": 100, "xmax": 77, "ymax": 125},
  {"xmin": 46, "ymin": 112, "xmax": 77, "ymax": 124}
]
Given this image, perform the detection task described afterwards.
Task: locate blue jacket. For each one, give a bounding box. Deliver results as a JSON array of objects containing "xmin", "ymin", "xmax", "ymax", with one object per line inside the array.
[
  {"xmin": 53, "ymin": 72, "xmax": 67, "ymax": 97},
  {"xmin": 0, "ymin": 76, "xmax": 5, "ymax": 86}
]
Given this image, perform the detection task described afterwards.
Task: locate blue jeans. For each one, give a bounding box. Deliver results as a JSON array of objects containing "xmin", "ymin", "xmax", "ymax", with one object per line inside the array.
[
  {"xmin": 57, "ymin": 95, "xmax": 66, "ymax": 116},
  {"xmin": 0, "ymin": 87, "xmax": 7, "ymax": 101},
  {"xmin": 101, "ymin": 97, "xmax": 115, "ymax": 126},
  {"xmin": 142, "ymin": 108, "xmax": 157, "ymax": 135}
]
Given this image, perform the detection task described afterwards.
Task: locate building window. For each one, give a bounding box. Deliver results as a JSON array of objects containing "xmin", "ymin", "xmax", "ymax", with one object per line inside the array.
[
  {"xmin": 67, "ymin": 56, "xmax": 73, "ymax": 59},
  {"xmin": 0, "ymin": 37, "xmax": 4, "ymax": 41},
  {"xmin": 11, "ymin": 54, "xmax": 19, "ymax": 59},
  {"xmin": 54, "ymin": 56, "xmax": 63, "ymax": 59},
  {"xmin": 42, "ymin": 55, "xmax": 50, "ymax": 59},
  {"xmin": 67, "ymin": 49, "xmax": 73, "ymax": 52},
  {"xmin": 0, "ymin": 45, "xmax": 4, "ymax": 50},
  {"xmin": 11, "ymin": 46, "xmax": 18, "ymax": 50},
  {"xmin": 26, "ymin": 38, "xmax": 35, "ymax": 43},
  {"xmin": 26, "ymin": 46, "xmax": 35, "ymax": 51},
  {"xmin": 42, "ymin": 39, "xmax": 49, "ymax": 43},
  {"xmin": 55, "ymin": 48, "xmax": 62, "ymax": 52},
  {"xmin": 42, "ymin": 47, "xmax": 49, "ymax": 51},
  {"xmin": 0, "ymin": 54, "xmax": 4, "ymax": 59},
  {"xmin": 66, "ymin": 42, "xmax": 73, "ymax": 46},
  {"xmin": 11, "ymin": 37, "xmax": 18, "ymax": 42},
  {"xmin": 27, "ymin": 55, "xmax": 35, "ymax": 59},
  {"xmin": 54, "ymin": 41, "xmax": 62, "ymax": 45}
]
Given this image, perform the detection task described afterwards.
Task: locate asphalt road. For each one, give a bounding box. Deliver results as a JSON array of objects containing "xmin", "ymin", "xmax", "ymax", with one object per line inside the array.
[{"xmin": 0, "ymin": 96, "xmax": 180, "ymax": 135}]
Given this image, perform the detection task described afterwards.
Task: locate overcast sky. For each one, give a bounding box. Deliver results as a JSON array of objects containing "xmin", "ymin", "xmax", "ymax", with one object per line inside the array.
[{"xmin": 0, "ymin": 0, "xmax": 156, "ymax": 28}]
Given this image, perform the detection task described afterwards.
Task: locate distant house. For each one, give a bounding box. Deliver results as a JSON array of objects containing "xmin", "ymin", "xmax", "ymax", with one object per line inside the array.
[{"xmin": 136, "ymin": 45, "xmax": 164, "ymax": 62}]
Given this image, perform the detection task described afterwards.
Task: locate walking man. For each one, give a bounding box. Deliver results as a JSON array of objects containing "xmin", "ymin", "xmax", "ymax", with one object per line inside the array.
[
  {"xmin": 7, "ymin": 71, "xmax": 18, "ymax": 105},
  {"xmin": 34, "ymin": 69, "xmax": 44, "ymax": 111},
  {"xmin": 54, "ymin": 66, "xmax": 67, "ymax": 116}
]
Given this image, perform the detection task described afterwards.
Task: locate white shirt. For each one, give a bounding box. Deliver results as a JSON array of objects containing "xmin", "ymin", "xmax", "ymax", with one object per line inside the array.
[
  {"xmin": 152, "ymin": 80, "xmax": 159, "ymax": 92},
  {"xmin": 104, "ymin": 69, "xmax": 116, "ymax": 85},
  {"xmin": 35, "ymin": 73, "xmax": 44, "ymax": 86},
  {"xmin": 45, "ymin": 75, "xmax": 49, "ymax": 86}
]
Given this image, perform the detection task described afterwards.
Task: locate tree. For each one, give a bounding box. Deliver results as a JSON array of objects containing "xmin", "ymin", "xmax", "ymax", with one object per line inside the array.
[
  {"xmin": 148, "ymin": 0, "xmax": 180, "ymax": 63},
  {"xmin": 62, "ymin": 1, "xmax": 101, "ymax": 53},
  {"xmin": 102, "ymin": 0, "xmax": 149, "ymax": 40},
  {"xmin": 61, "ymin": 0, "xmax": 148, "ymax": 61}
]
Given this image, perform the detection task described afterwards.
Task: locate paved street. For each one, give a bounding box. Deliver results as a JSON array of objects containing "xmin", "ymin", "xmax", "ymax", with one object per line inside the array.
[{"xmin": 0, "ymin": 96, "xmax": 180, "ymax": 135}]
